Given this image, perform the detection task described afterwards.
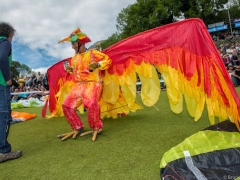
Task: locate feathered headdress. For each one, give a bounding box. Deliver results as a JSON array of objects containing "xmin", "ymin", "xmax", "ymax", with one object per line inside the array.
[{"xmin": 58, "ymin": 28, "xmax": 91, "ymax": 44}]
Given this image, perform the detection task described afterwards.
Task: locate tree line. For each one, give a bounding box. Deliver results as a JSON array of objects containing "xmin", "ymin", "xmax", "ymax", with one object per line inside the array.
[
  {"xmin": 11, "ymin": 61, "xmax": 32, "ymax": 79},
  {"xmin": 101, "ymin": 0, "xmax": 240, "ymax": 49}
]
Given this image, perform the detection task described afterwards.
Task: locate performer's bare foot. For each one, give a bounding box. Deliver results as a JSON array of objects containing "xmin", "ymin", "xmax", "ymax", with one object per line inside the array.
[
  {"xmin": 80, "ymin": 129, "xmax": 102, "ymax": 141},
  {"xmin": 57, "ymin": 127, "xmax": 84, "ymax": 141}
]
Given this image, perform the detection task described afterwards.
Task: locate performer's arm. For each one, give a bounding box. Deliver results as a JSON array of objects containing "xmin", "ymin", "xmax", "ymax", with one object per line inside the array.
[{"xmin": 89, "ymin": 50, "xmax": 112, "ymax": 71}]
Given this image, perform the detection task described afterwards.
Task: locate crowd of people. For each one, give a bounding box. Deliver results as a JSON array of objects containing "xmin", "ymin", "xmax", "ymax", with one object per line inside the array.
[
  {"xmin": 217, "ymin": 41, "xmax": 240, "ymax": 86},
  {"xmin": 11, "ymin": 71, "xmax": 49, "ymax": 102},
  {"xmin": 212, "ymin": 30, "xmax": 239, "ymax": 41}
]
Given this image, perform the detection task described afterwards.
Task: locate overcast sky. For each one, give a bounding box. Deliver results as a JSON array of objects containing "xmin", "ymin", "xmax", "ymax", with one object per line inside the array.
[{"xmin": 0, "ymin": 0, "xmax": 136, "ymax": 74}]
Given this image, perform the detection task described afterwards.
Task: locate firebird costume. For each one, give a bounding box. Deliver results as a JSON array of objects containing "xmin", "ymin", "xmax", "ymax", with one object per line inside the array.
[
  {"xmin": 42, "ymin": 18, "xmax": 240, "ymax": 141},
  {"xmin": 61, "ymin": 49, "xmax": 112, "ymax": 138},
  {"xmin": 56, "ymin": 28, "xmax": 116, "ymax": 141}
]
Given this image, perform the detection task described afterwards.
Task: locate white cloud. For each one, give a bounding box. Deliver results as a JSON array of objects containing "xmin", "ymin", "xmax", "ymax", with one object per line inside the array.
[
  {"xmin": 32, "ymin": 67, "xmax": 49, "ymax": 75},
  {"xmin": 0, "ymin": 0, "xmax": 136, "ymax": 69}
]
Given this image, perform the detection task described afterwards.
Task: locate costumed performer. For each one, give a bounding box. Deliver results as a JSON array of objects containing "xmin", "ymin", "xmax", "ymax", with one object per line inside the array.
[{"xmin": 57, "ymin": 28, "xmax": 112, "ymax": 141}]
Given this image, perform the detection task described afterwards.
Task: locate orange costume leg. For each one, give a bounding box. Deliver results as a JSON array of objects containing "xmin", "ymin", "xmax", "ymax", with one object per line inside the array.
[
  {"xmin": 62, "ymin": 84, "xmax": 84, "ymax": 130},
  {"xmin": 62, "ymin": 82, "xmax": 103, "ymax": 130},
  {"xmin": 60, "ymin": 82, "xmax": 103, "ymax": 141},
  {"xmin": 81, "ymin": 82, "xmax": 103, "ymax": 130}
]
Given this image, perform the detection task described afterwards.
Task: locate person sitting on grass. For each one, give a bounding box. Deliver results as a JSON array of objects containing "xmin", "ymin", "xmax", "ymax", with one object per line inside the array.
[{"xmin": 11, "ymin": 88, "xmax": 20, "ymax": 102}]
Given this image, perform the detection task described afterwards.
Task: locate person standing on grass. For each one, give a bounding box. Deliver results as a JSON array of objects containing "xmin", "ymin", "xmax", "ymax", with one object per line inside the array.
[
  {"xmin": 0, "ymin": 22, "xmax": 22, "ymax": 163},
  {"xmin": 57, "ymin": 28, "xmax": 112, "ymax": 141}
]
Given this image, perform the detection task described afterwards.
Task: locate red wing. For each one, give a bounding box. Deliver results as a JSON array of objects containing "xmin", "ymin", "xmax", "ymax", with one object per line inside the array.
[
  {"xmin": 42, "ymin": 57, "xmax": 74, "ymax": 117},
  {"xmin": 102, "ymin": 18, "xmax": 240, "ymax": 129}
]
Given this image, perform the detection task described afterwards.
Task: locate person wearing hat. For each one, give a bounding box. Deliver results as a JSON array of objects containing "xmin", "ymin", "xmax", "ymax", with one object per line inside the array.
[
  {"xmin": 57, "ymin": 28, "xmax": 112, "ymax": 141},
  {"xmin": 227, "ymin": 63, "xmax": 234, "ymax": 81}
]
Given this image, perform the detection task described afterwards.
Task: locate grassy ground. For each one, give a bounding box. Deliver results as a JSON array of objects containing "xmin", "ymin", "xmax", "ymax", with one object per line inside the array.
[{"xmin": 1, "ymin": 87, "xmax": 240, "ymax": 180}]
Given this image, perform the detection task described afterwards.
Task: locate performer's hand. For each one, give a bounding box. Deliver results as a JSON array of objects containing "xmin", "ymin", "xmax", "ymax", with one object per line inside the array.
[
  {"xmin": 7, "ymin": 79, "xmax": 12, "ymax": 85},
  {"xmin": 89, "ymin": 62, "xmax": 99, "ymax": 71},
  {"xmin": 66, "ymin": 65, "xmax": 73, "ymax": 73}
]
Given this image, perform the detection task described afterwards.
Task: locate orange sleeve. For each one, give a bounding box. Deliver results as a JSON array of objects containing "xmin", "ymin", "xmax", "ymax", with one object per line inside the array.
[{"xmin": 92, "ymin": 49, "xmax": 112, "ymax": 70}]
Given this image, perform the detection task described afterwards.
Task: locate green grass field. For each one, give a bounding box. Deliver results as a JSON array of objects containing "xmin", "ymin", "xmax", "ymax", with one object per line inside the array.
[{"xmin": 1, "ymin": 87, "xmax": 240, "ymax": 180}]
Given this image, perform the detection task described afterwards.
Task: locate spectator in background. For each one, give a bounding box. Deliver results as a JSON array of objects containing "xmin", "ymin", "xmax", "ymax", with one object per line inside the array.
[
  {"xmin": 231, "ymin": 50, "xmax": 240, "ymax": 67},
  {"xmin": 27, "ymin": 88, "xmax": 37, "ymax": 99},
  {"xmin": 235, "ymin": 42, "xmax": 240, "ymax": 51},
  {"xmin": 25, "ymin": 76, "xmax": 31, "ymax": 87},
  {"xmin": 18, "ymin": 75, "xmax": 25, "ymax": 87},
  {"xmin": 233, "ymin": 32, "xmax": 236, "ymax": 39},
  {"xmin": 36, "ymin": 71, "xmax": 43, "ymax": 85},
  {"xmin": 212, "ymin": 34, "xmax": 217, "ymax": 41},
  {"xmin": 219, "ymin": 45, "xmax": 226, "ymax": 57},
  {"xmin": 219, "ymin": 33, "xmax": 225, "ymax": 40},
  {"xmin": 43, "ymin": 73, "xmax": 49, "ymax": 90},
  {"xmin": 222, "ymin": 54, "xmax": 231, "ymax": 67},
  {"xmin": 227, "ymin": 63, "xmax": 235, "ymax": 79},
  {"xmin": 17, "ymin": 86, "xmax": 29, "ymax": 100},
  {"xmin": 218, "ymin": 44, "xmax": 226, "ymax": 57},
  {"xmin": 231, "ymin": 65, "xmax": 240, "ymax": 87},
  {"xmin": 11, "ymin": 77, "xmax": 19, "ymax": 88},
  {"xmin": 226, "ymin": 45, "xmax": 234, "ymax": 59},
  {"xmin": 11, "ymin": 88, "xmax": 19, "ymax": 102},
  {"xmin": 237, "ymin": 48, "xmax": 240, "ymax": 57},
  {"xmin": 31, "ymin": 74, "xmax": 37, "ymax": 87}
]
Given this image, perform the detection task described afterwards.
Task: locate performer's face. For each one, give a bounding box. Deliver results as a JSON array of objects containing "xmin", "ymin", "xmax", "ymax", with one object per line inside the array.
[{"xmin": 71, "ymin": 42, "xmax": 79, "ymax": 53}]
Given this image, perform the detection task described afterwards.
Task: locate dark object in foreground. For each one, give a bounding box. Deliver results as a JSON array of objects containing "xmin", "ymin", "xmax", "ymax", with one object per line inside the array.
[{"xmin": 160, "ymin": 120, "xmax": 240, "ymax": 179}]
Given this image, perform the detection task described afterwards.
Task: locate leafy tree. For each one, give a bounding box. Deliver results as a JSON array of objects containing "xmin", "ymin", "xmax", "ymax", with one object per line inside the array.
[
  {"xmin": 116, "ymin": 0, "xmax": 181, "ymax": 39},
  {"xmin": 227, "ymin": 0, "xmax": 240, "ymax": 19},
  {"xmin": 115, "ymin": 0, "xmax": 230, "ymax": 38},
  {"xmin": 102, "ymin": 0, "xmax": 237, "ymax": 49},
  {"xmin": 102, "ymin": 0, "xmax": 181, "ymax": 48},
  {"xmin": 227, "ymin": 0, "xmax": 240, "ymax": 7},
  {"xmin": 19, "ymin": 64, "xmax": 32, "ymax": 77},
  {"xmin": 11, "ymin": 61, "xmax": 32, "ymax": 78},
  {"xmin": 11, "ymin": 61, "xmax": 21, "ymax": 78},
  {"xmin": 179, "ymin": 0, "xmax": 228, "ymax": 24},
  {"xmin": 101, "ymin": 33, "xmax": 121, "ymax": 50},
  {"xmin": 206, "ymin": 2, "xmax": 240, "ymax": 29}
]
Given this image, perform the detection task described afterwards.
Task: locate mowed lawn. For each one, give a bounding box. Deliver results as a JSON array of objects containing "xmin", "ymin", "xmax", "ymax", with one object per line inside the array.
[{"xmin": 1, "ymin": 87, "xmax": 240, "ymax": 180}]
